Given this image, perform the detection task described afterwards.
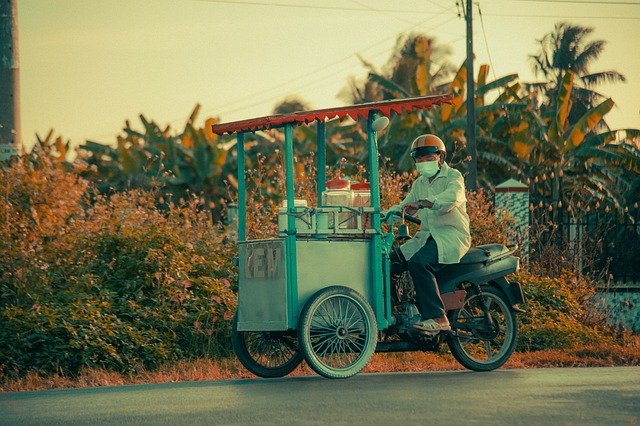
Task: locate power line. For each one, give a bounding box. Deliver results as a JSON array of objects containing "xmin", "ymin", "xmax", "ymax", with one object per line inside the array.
[
  {"xmin": 215, "ymin": 17, "xmax": 466, "ymax": 118},
  {"xmin": 482, "ymin": 11, "xmax": 639, "ymax": 19},
  {"xmin": 492, "ymin": 0, "xmax": 640, "ymax": 20},
  {"xmin": 112, "ymin": 6, "xmax": 458, "ymax": 136},
  {"xmin": 191, "ymin": 0, "xmax": 635, "ymax": 123},
  {"xmin": 349, "ymin": 0, "xmax": 434, "ymax": 28},
  {"xmin": 507, "ymin": 0, "xmax": 639, "ymax": 5},
  {"xmin": 91, "ymin": 0, "xmax": 639, "ymax": 140},
  {"xmin": 198, "ymin": 10, "xmax": 459, "ymax": 120},
  {"xmin": 476, "ymin": 3, "xmax": 516, "ymax": 137},
  {"xmin": 193, "ymin": 0, "xmax": 451, "ymax": 14},
  {"xmin": 477, "ymin": 4, "xmax": 499, "ymax": 84}
]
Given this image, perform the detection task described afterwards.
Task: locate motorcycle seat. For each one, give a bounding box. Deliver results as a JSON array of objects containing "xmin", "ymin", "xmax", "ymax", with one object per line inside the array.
[{"xmin": 458, "ymin": 244, "xmax": 509, "ymax": 264}]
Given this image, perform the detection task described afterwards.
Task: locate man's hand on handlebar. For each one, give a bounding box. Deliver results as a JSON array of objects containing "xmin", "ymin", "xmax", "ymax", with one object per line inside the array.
[
  {"xmin": 403, "ymin": 199, "xmax": 433, "ymax": 216},
  {"xmin": 403, "ymin": 202, "xmax": 419, "ymax": 216}
]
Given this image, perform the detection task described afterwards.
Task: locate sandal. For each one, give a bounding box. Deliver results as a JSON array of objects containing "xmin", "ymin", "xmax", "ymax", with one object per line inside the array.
[{"xmin": 412, "ymin": 318, "xmax": 451, "ymax": 334}]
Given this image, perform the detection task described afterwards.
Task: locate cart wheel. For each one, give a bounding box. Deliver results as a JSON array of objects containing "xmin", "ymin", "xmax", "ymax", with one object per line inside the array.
[
  {"xmin": 298, "ymin": 286, "xmax": 377, "ymax": 379},
  {"xmin": 231, "ymin": 313, "xmax": 303, "ymax": 378},
  {"xmin": 447, "ymin": 286, "xmax": 518, "ymax": 372}
]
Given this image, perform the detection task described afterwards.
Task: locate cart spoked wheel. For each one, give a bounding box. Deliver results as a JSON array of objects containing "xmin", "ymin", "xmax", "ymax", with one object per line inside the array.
[
  {"xmin": 298, "ymin": 286, "xmax": 377, "ymax": 379},
  {"xmin": 231, "ymin": 313, "xmax": 304, "ymax": 378},
  {"xmin": 447, "ymin": 286, "xmax": 518, "ymax": 372}
]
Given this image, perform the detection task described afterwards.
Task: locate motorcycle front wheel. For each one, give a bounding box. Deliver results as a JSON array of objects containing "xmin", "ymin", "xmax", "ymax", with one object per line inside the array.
[
  {"xmin": 447, "ymin": 285, "xmax": 518, "ymax": 371},
  {"xmin": 231, "ymin": 313, "xmax": 303, "ymax": 378}
]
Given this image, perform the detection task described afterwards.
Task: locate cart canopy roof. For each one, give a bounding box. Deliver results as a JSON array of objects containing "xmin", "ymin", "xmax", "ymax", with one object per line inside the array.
[{"xmin": 212, "ymin": 94, "xmax": 453, "ymax": 135}]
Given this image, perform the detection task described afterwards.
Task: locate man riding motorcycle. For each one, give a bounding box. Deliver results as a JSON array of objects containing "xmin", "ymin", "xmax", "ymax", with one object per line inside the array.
[{"xmin": 389, "ymin": 134, "xmax": 471, "ymax": 334}]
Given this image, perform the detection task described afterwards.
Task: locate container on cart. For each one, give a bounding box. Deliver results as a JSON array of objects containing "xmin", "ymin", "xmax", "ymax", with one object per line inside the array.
[
  {"xmin": 351, "ymin": 180, "xmax": 371, "ymax": 229},
  {"xmin": 277, "ymin": 199, "xmax": 311, "ymax": 236},
  {"xmin": 322, "ymin": 176, "xmax": 353, "ymax": 230}
]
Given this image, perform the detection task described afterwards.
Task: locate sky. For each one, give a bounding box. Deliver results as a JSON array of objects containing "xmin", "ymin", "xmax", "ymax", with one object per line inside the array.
[{"xmin": 17, "ymin": 0, "xmax": 640, "ymax": 150}]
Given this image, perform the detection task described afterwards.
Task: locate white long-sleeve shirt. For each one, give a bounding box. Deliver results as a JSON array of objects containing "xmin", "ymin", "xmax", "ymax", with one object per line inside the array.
[{"xmin": 390, "ymin": 162, "xmax": 471, "ymax": 264}]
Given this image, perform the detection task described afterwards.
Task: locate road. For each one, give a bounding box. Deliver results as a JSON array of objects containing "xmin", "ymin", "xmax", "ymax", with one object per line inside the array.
[{"xmin": 1, "ymin": 367, "xmax": 639, "ymax": 425}]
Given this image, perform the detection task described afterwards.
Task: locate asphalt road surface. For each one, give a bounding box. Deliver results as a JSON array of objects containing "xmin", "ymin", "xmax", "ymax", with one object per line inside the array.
[{"xmin": 1, "ymin": 367, "xmax": 639, "ymax": 425}]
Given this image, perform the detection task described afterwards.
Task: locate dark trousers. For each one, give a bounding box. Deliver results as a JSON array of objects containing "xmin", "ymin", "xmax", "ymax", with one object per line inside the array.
[{"xmin": 390, "ymin": 237, "xmax": 446, "ymax": 320}]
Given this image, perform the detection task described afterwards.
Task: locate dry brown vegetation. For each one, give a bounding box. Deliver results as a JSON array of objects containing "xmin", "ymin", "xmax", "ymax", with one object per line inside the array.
[{"xmin": 2, "ymin": 337, "xmax": 638, "ymax": 393}]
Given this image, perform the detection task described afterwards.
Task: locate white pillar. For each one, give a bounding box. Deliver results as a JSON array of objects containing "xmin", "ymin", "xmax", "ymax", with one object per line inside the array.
[{"xmin": 495, "ymin": 179, "xmax": 529, "ymax": 267}]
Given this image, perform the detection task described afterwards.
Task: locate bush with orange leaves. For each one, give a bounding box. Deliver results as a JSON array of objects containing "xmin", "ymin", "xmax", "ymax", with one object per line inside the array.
[{"xmin": 1, "ymin": 155, "xmax": 237, "ymax": 378}]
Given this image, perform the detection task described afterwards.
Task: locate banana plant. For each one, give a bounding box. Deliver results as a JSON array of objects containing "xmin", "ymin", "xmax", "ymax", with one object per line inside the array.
[
  {"xmin": 524, "ymin": 71, "xmax": 640, "ymax": 211},
  {"xmin": 342, "ymin": 33, "xmax": 531, "ymax": 185},
  {"xmin": 387, "ymin": 58, "xmax": 529, "ymax": 187},
  {"xmin": 167, "ymin": 105, "xmax": 228, "ymax": 199},
  {"xmin": 76, "ymin": 105, "xmax": 231, "ymax": 217},
  {"xmin": 78, "ymin": 118, "xmax": 169, "ymax": 193}
]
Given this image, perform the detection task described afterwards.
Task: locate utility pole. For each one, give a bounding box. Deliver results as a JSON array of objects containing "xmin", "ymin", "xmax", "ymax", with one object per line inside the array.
[
  {"xmin": 464, "ymin": 0, "xmax": 477, "ymax": 191},
  {"xmin": 0, "ymin": 0, "xmax": 20, "ymax": 161}
]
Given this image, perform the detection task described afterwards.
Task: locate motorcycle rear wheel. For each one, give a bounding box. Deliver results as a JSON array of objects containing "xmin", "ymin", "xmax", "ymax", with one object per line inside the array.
[
  {"xmin": 447, "ymin": 286, "xmax": 518, "ymax": 371},
  {"xmin": 231, "ymin": 313, "xmax": 303, "ymax": 378}
]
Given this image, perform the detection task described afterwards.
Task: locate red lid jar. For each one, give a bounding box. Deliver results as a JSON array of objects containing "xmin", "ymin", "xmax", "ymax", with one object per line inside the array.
[
  {"xmin": 350, "ymin": 180, "xmax": 370, "ymax": 191},
  {"xmin": 326, "ymin": 176, "xmax": 350, "ymax": 190},
  {"xmin": 351, "ymin": 180, "xmax": 371, "ymax": 207}
]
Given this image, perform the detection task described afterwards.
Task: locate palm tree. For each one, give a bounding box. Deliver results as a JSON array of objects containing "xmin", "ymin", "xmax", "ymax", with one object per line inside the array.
[{"xmin": 527, "ymin": 22, "xmax": 626, "ymax": 127}]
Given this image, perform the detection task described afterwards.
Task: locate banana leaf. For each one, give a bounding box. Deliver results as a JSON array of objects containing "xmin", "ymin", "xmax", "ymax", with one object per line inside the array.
[
  {"xmin": 475, "ymin": 74, "xmax": 519, "ymax": 96},
  {"xmin": 368, "ymin": 72, "xmax": 410, "ymax": 98},
  {"xmin": 82, "ymin": 140, "xmax": 115, "ymax": 154},
  {"xmin": 415, "ymin": 62, "xmax": 429, "ymax": 96},
  {"xmin": 478, "ymin": 151, "xmax": 523, "ymax": 174},
  {"xmin": 477, "ymin": 64, "xmax": 489, "ymax": 88},
  {"xmin": 554, "ymin": 71, "xmax": 574, "ymax": 135},
  {"xmin": 565, "ymin": 98, "xmax": 614, "ymax": 150}
]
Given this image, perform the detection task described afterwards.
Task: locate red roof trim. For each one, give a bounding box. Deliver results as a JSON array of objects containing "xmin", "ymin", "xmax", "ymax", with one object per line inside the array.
[{"xmin": 212, "ymin": 94, "xmax": 453, "ymax": 135}]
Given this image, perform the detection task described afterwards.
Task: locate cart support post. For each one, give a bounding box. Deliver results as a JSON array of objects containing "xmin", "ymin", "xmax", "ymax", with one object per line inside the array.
[
  {"xmin": 316, "ymin": 120, "xmax": 326, "ymax": 206},
  {"xmin": 237, "ymin": 132, "xmax": 246, "ymax": 242},
  {"xmin": 367, "ymin": 112, "xmax": 388, "ymax": 328},
  {"xmin": 284, "ymin": 123, "xmax": 299, "ymax": 326}
]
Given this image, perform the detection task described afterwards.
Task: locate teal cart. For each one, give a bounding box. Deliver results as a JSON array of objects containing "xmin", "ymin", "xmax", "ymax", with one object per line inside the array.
[{"xmin": 213, "ymin": 95, "xmax": 524, "ymax": 379}]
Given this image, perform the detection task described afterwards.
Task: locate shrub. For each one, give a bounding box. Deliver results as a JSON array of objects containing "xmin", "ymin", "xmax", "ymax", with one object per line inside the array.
[
  {"xmin": 466, "ymin": 188, "xmax": 512, "ymax": 246},
  {"xmin": 516, "ymin": 270, "xmax": 614, "ymax": 351},
  {"xmin": 0, "ymin": 154, "xmax": 89, "ymax": 307},
  {"xmin": 1, "ymin": 156, "xmax": 237, "ymax": 378}
]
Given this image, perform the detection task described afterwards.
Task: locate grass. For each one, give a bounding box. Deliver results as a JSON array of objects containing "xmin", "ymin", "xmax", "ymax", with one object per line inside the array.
[{"xmin": 2, "ymin": 338, "xmax": 639, "ymax": 393}]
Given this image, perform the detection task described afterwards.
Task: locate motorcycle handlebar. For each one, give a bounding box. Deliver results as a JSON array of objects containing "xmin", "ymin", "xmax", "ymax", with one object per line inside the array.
[{"xmin": 382, "ymin": 210, "xmax": 421, "ymax": 225}]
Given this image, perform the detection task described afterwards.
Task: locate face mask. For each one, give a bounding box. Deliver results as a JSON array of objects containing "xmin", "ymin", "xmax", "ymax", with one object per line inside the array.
[{"xmin": 415, "ymin": 160, "xmax": 440, "ymax": 178}]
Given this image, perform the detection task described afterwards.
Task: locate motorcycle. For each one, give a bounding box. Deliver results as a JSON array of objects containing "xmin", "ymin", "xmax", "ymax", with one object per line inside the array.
[
  {"xmin": 230, "ymin": 209, "xmax": 524, "ymax": 379},
  {"xmin": 377, "ymin": 210, "xmax": 524, "ymax": 373}
]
